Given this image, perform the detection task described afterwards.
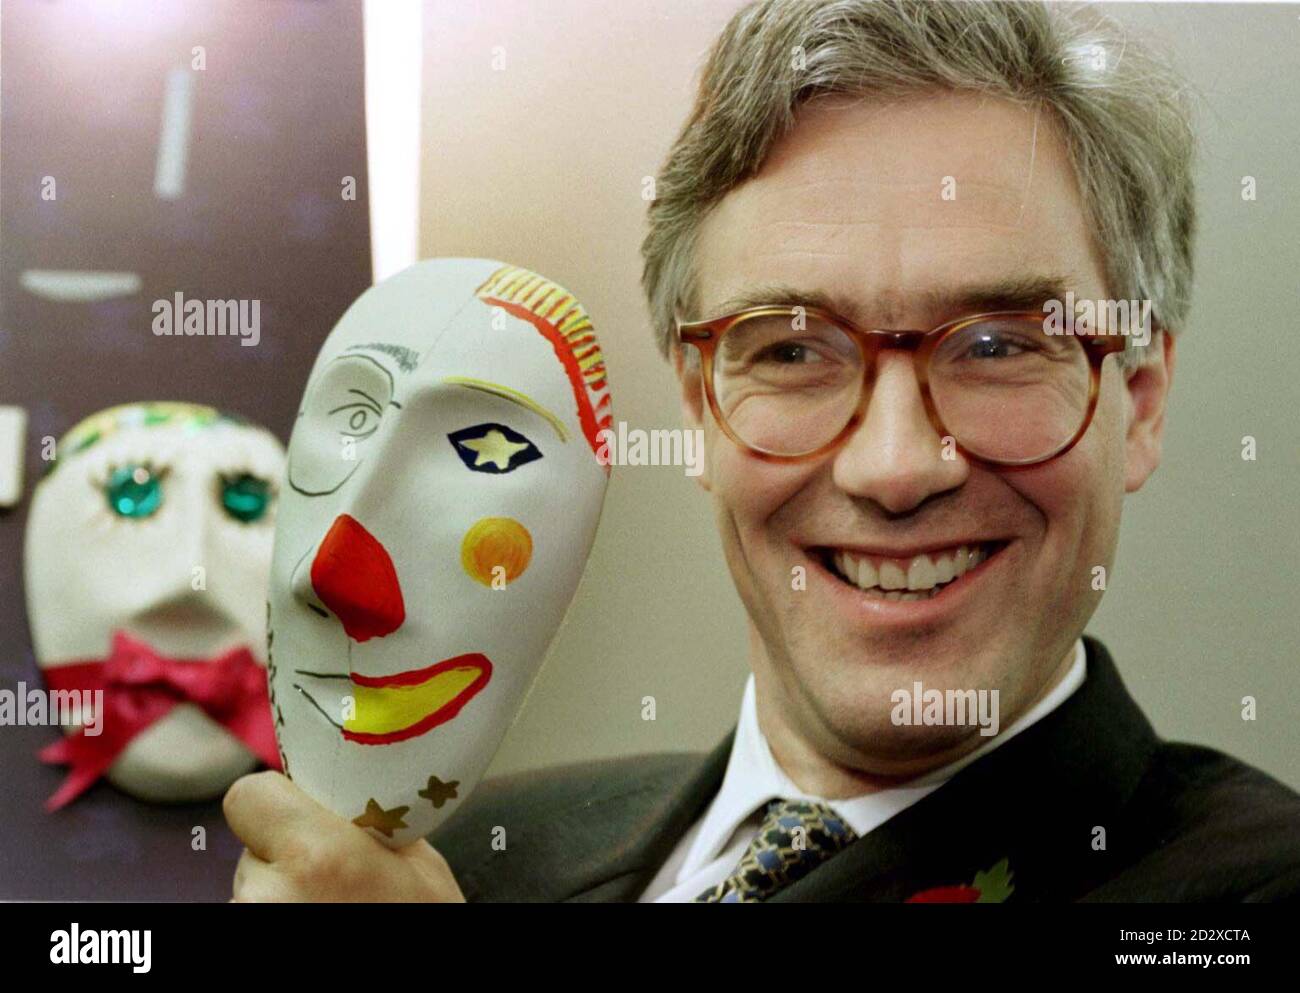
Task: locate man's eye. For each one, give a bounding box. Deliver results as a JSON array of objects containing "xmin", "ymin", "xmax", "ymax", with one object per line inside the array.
[
  {"xmin": 447, "ymin": 422, "xmax": 542, "ymax": 474},
  {"xmin": 220, "ymin": 473, "xmax": 275, "ymax": 523},
  {"xmin": 964, "ymin": 332, "xmax": 1034, "ymax": 360},
  {"xmin": 755, "ymin": 341, "xmax": 826, "ymax": 365},
  {"xmin": 104, "ymin": 463, "xmax": 166, "ymax": 519}
]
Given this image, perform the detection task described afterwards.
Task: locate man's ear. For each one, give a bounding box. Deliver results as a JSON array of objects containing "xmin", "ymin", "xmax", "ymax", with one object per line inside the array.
[
  {"xmin": 1124, "ymin": 329, "xmax": 1176, "ymax": 493},
  {"xmin": 672, "ymin": 345, "xmax": 711, "ymax": 491}
]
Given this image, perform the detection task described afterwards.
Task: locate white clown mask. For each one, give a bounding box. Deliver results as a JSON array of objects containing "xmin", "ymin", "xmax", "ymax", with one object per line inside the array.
[
  {"xmin": 269, "ymin": 259, "xmax": 612, "ymax": 847},
  {"xmin": 24, "ymin": 402, "xmax": 286, "ymax": 805}
]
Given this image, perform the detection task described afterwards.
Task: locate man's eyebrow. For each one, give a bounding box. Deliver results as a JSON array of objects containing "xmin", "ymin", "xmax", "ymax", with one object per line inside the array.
[
  {"xmin": 709, "ymin": 274, "xmax": 1075, "ymax": 327},
  {"xmin": 441, "ymin": 376, "xmax": 569, "ymax": 442},
  {"xmin": 928, "ymin": 274, "xmax": 1076, "ymax": 317}
]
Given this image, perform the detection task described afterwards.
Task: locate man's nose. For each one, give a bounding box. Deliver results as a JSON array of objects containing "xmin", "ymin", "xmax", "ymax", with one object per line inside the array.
[
  {"xmin": 831, "ymin": 351, "xmax": 968, "ymax": 514},
  {"xmin": 308, "ymin": 514, "xmax": 406, "ymax": 642}
]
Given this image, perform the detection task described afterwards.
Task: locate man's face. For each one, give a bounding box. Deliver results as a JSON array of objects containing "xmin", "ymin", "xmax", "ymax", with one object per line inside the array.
[{"xmin": 680, "ymin": 93, "xmax": 1172, "ymax": 775}]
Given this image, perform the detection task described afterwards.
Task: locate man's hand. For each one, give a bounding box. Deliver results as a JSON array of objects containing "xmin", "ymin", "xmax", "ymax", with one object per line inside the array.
[{"xmin": 224, "ymin": 771, "xmax": 467, "ymax": 902}]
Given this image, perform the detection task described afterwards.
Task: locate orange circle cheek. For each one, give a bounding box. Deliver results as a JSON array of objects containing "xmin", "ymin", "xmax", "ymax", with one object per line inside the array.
[{"xmin": 460, "ymin": 517, "xmax": 533, "ymax": 586}]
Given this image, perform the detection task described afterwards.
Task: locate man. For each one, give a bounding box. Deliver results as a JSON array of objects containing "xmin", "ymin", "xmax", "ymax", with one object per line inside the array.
[{"xmin": 225, "ymin": 0, "xmax": 1300, "ymax": 902}]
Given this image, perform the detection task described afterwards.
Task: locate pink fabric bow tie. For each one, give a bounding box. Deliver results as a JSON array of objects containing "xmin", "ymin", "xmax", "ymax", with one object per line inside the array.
[{"xmin": 38, "ymin": 630, "xmax": 281, "ymax": 811}]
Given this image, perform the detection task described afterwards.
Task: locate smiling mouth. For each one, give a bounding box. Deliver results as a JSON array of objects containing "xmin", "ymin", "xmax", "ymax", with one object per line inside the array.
[
  {"xmin": 293, "ymin": 654, "xmax": 492, "ymax": 745},
  {"xmin": 813, "ymin": 541, "xmax": 1009, "ymax": 601}
]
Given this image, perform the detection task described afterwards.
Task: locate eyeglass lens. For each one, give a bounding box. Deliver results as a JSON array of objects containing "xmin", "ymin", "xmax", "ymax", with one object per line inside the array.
[{"xmin": 712, "ymin": 312, "xmax": 1091, "ymax": 462}]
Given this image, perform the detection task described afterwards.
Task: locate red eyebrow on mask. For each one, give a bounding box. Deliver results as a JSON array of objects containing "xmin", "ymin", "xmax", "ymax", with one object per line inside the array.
[{"xmin": 474, "ymin": 265, "xmax": 612, "ymax": 469}]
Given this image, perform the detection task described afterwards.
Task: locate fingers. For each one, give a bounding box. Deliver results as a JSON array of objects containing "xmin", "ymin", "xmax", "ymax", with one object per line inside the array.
[
  {"xmin": 223, "ymin": 770, "xmax": 332, "ymax": 862},
  {"xmin": 224, "ymin": 775, "xmax": 469, "ymax": 902},
  {"xmin": 398, "ymin": 840, "xmax": 468, "ymax": 902},
  {"xmin": 232, "ymin": 847, "xmax": 292, "ymax": 903},
  {"xmin": 229, "ymin": 832, "xmax": 468, "ymax": 903}
]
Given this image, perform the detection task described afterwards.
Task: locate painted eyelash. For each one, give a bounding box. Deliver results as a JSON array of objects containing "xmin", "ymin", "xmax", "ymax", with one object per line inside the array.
[
  {"xmin": 216, "ymin": 464, "xmax": 279, "ymax": 490},
  {"xmin": 86, "ymin": 458, "xmax": 172, "ymax": 527},
  {"xmin": 90, "ymin": 458, "xmax": 172, "ymax": 490},
  {"xmin": 80, "ymin": 430, "xmax": 177, "ymax": 480}
]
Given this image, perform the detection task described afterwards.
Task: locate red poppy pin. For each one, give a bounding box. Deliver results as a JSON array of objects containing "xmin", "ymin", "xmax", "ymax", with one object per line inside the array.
[{"xmin": 905, "ymin": 857, "xmax": 1015, "ymax": 903}]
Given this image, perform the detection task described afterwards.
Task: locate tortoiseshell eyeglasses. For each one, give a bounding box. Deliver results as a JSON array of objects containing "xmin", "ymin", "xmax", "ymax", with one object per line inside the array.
[{"xmin": 676, "ymin": 304, "xmax": 1134, "ymax": 468}]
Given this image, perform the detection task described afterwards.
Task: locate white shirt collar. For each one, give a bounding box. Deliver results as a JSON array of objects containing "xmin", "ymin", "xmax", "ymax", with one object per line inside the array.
[{"xmin": 677, "ymin": 638, "xmax": 1088, "ymax": 879}]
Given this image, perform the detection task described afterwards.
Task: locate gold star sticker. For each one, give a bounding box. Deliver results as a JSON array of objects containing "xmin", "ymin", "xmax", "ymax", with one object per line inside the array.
[
  {"xmin": 352, "ymin": 798, "xmax": 410, "ymax": 838},
  {"xmin": 459, "ymin": 429, "xmax": 528, "ymax": 470},
  {"xmin": 418, "ymin": 775, "xmax": 460, "ymax": 809}
]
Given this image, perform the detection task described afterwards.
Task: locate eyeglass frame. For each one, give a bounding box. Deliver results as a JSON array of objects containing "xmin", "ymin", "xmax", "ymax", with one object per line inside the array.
[{"xmin": 675, "ymin": 303, "xmax": 1138, "ymax": 469}]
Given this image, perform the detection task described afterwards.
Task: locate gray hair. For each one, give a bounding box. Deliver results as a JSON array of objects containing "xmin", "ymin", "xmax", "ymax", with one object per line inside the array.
[{"xmin": 641, "ymin": 0, "xmax": 1196, "ymax": 366}]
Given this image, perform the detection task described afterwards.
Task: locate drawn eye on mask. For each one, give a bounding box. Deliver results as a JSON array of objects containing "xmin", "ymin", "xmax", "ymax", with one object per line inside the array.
[
  {"xmin": 447, "ymin": 422, "xmax": 542, "ymax": 474},
  {"xmin": 101, "ymin": 462, "xmax": 170, "ymax": 520},
  {"xmin": 329, "ymin": 391, "xmax": 383, "ymax": 439},
  {"xmin": 97, "ymin": 462, "xmax": 276, "ymax": 525},
  {"xmin": 288, "ymin": 353, "xmax": 397, "ymax": 496},
  {"xmin": 219, "ymin": 473, "xmax": 276, "ymax": 523}
]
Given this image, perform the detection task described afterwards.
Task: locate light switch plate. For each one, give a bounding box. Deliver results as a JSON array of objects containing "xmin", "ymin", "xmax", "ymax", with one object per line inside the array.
[{"xmin": 0, "ymin": 406, "xmax": 28, "ymax": 507}]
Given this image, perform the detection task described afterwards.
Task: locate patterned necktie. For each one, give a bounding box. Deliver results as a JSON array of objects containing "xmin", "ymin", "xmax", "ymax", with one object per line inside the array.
[{"xmin": 693, "ymin": 799, "xmax": 858, "ymax": 903}]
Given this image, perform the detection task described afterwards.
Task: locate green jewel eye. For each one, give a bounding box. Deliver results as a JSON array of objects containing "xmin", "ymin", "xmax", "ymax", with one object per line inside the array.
[
  {"xmin": 221, "ymin": 473, "xmax": 272, "ymax": 523},
  {"xmin": 105, "ymin": 464, "xmax": 164, "ymax": 519}
]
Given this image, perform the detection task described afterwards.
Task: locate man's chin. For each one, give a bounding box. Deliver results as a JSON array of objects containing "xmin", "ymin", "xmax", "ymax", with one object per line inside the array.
[
  {"xmin": 814, "ymin": 706, "xmax": 1001, "ymax": 777},
  {"xmin": 793, "ymin": 658, "xmax": 1014, "ymax": 762}
]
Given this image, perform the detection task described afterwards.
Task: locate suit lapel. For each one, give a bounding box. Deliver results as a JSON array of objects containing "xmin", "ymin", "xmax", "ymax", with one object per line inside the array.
[
  {"xmin": 559, "ymin": 732, "xmax": 735, "ymax": 902},
  {"xmin": 769, "ymin": 637, "xmax": 1159, "ymax": 902}
]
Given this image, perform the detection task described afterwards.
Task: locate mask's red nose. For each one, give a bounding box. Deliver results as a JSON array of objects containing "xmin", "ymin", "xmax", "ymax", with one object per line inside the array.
[{"xmin": 310, "ymin": 514, "xmax": 406, "ymax": 642}]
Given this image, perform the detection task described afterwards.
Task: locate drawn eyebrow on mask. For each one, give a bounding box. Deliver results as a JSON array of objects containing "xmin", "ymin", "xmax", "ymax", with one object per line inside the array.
[{"xmin": 441, "ymin": 376, "xmax": 569, "ymax": 443}]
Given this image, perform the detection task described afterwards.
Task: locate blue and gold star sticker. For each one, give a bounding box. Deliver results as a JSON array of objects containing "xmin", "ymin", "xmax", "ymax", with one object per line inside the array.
[{"xmin": 448, "ymin": 422, "xmax": 542, "ymax": 474}]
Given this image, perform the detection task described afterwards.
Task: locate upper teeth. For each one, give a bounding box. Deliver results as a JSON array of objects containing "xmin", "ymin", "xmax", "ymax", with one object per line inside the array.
[{"xmin": 832, "ymin": 544, "xmax": 989, "ymax": 592}]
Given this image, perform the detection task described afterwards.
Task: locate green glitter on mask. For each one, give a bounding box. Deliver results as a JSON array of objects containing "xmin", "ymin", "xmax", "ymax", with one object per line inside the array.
[
  {"xmin": 105, "ymin": 464, "xmax": 164, "ymax": 519},
  {"xmin": 221, "ymin": 474, "xmax": 272, "ymax": 523}
]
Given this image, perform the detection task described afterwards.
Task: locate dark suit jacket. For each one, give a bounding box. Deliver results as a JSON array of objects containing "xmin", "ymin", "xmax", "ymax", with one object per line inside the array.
[{"xmin": 430, "ymin": 637, "xmax": 1300, "ymax": 902}]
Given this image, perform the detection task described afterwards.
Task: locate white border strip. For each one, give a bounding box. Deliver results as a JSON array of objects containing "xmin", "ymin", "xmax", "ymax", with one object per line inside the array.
[{"xmin": 364, "ymin": 0, "xmax": 423, "ymax": 285}]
